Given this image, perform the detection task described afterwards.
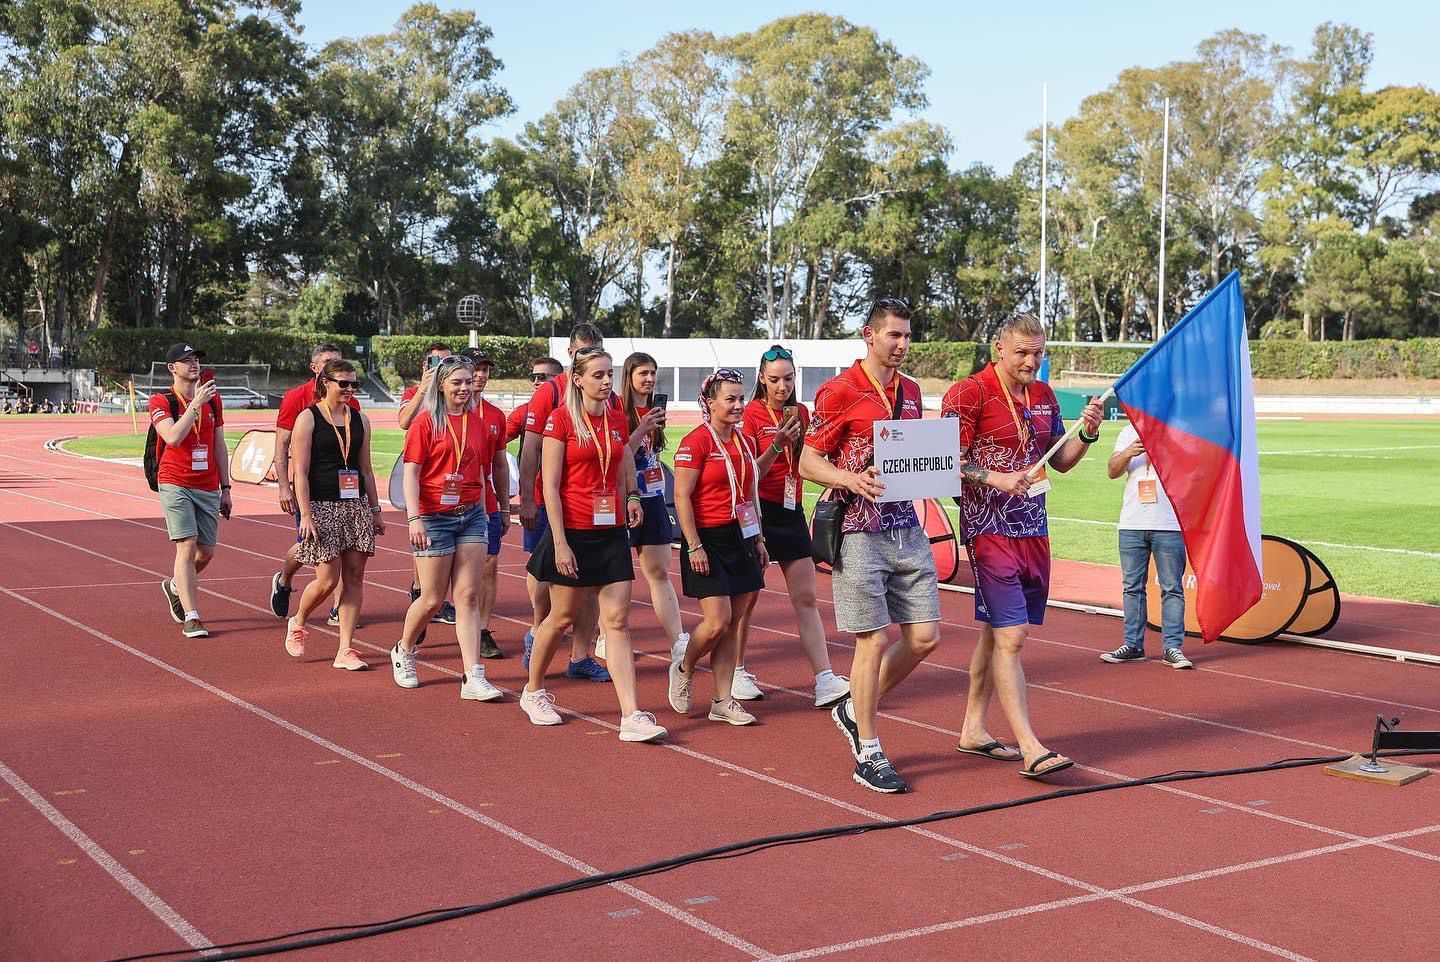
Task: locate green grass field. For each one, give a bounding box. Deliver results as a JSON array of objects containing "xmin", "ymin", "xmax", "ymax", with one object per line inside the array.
[{"xmin": 64, "ymin": 418, "xmax": 1440, "ymax": 604}]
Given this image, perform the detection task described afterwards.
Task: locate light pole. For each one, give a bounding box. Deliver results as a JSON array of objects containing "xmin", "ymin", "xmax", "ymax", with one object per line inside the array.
[{"xmin": 457, "ymin": 294, "xmax": 486, "ymax": 349}]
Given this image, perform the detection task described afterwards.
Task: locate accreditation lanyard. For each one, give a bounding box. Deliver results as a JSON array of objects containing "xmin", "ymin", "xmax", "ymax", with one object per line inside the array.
[
  {"xmin": 440, "ymin": 412, "xmax": 467, "ymax": 506},
  {"xmin": 184, "ymin": 394, "xmax": 209, "ymax": 471},
  {"xmin": 321, "ymin": 402, "xmax": 361, "ymax": 499},
  {"xmin": 995, "ymin": 374, "xmax": 1050, "ymax": 496},
  {"xmin": 583, "ymin": 407, "xmax": 617, "ymax": 525},
  {"xmin": 1137, "ymin": 444, "xmax": 1158, "ymax": 504},
  {"xmin": 706, "ymin": 424, "xmax": 760, "ymax": 536},
  {"xmin": 638, "ymin": 406, "xmax": 664, "ymax": 496},
  {"xmin": 764, "ymin": 403, "xmax": 800, "ymax": 510}
]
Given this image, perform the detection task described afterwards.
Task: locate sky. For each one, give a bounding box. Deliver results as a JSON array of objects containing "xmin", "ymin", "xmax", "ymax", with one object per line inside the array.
[{"xmin": 292, "ymin": 1, "xmax": 1439, "ymax": 174}]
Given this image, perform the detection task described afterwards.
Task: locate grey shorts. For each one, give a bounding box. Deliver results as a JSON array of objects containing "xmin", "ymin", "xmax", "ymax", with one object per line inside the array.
[
  {"xmin": 158, "ymin": 484, "xmax": 220, "ymax": 545},
  {"xmin": 831, "ymin": 525, "xmax": 940, "ymax": 634}
]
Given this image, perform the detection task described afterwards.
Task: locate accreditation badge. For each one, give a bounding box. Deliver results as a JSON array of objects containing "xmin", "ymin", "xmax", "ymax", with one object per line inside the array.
[
  {"xmin": 338, "ymin": 470, "xmax": 361, "ymax": 499},
  {"xmin": 592, "ymin": 490, "xmax": 617, "ymax": 526},
  {"xmin": 1027, "ymin": 466, "xmax": 1051, "ymax": 498},
  {"xmin": 1138, "ymin": 479, "xmax": 1158, "ymax": 504},
  {"xmin": 190, "ymin": 444, "xmax": 209, "ymax": 472},
  {"xmin": 643, "ymin": 465, "xmax": 663, "ymax": 493},
  {"xmin": 440, "ymin": 472, "xmax": 462, "ymax": 506},
  {"xmin": 736, "ymin": 500, "xmax": 761, "ymax": 539},
  {"xmin": 783, "ymin": 475, "xmax": 799, "ymax": 511}
]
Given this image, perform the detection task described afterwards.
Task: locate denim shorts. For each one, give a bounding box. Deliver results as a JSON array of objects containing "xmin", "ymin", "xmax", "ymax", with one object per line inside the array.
[
  {"xmin": 487, "ymin": 511, "xmax": 504, "ymax": 556},
  {"xmin": 523, "ymin": 505, "xmax": 549, "ymax": 553},
  {"xmin": 416, "ymin": 503, "xmax": 489, "ymax": 557}
]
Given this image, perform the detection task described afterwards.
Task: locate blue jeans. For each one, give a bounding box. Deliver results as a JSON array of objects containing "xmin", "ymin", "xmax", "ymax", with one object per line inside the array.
[{"xmin": 1119, "ymin": 529, "xmax": 1186, "ymax": 651}]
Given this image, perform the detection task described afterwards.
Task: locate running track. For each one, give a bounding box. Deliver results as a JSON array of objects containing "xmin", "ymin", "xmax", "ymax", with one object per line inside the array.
[{"xmin": 2, "ymin": 416, "xmax": 1438, "ymax": 962}]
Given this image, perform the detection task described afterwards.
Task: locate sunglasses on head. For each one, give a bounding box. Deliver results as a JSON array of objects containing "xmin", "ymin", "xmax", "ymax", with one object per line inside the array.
[
  {"xmin": 761, "ymin": 346, "xmax": 793, "ymax": 362},
  {"xmin": 868, "ymin": 296, "xmax": 913, "ymax": 322},
  {"xmin": 574, "ymin": 345, "xmax": 606, "ymax": 358},
  {"xmin": 713, "ymin": 368, "xmax": 744, "ymax": 382},
  {"xmin": 327, "ymin": 377, "xmax": 360, "ymax": 390}
]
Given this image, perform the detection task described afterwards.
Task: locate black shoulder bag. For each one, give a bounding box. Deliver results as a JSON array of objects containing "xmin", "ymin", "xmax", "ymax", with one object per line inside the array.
[{"xmin": 811, "ymin": 377, "xmax": 906, "ymax": 567}]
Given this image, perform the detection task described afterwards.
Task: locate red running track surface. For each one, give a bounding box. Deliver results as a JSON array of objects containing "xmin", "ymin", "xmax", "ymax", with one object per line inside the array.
[{"xmin": 1, "ymin": 416, "xmax": 1438, "ymax": 962}]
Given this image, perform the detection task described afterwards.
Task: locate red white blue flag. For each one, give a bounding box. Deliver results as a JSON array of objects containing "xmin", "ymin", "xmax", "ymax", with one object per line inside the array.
[{"xmin": 1112, "ymin": 271, "xmax": 1262, "ymax": 641}]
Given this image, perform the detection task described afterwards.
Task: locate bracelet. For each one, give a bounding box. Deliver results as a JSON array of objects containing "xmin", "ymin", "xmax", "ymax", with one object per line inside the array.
[
  {"xmin": 626, "ymin": 493, "xmax": 641, "ymax": 503},
  {"xmin": 370, "ymin": 506, "xmax": 383, "ymax": 513},
  {"xmin": 1078, "ymin": 428, "xmax": 1100, "ymax": 444},
  {"xmin": 771, "ymin": 441, "xmax": 785, "ymax": 453},
  {"xmin": 407, "ymin": 515, "xmax": 422, "ymax": 523},
  {"xmin": 220, "ymin": 484, "xmax": 232, "ymax": 490}
]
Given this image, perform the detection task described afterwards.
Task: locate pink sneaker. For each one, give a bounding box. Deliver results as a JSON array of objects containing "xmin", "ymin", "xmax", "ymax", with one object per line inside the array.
[
  {"xmin": 285, "ymin": 619, "xmax": 308, "ymax": 657},
  {"xmin": 619, "ymin": 711, "xmax": 667, "ymax": 743},
  {"xmin": 331, "ymin": 648, "xmax": 367, "ymax": 671},
  {"xmin": 519, "ymin": 688, "xmax": 563, "ymax": 726}
]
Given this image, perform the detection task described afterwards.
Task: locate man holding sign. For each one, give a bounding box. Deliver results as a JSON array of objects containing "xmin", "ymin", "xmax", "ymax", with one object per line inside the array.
[{"xmin": 942, "ymin": 314, "xmax": 1103, "ymax": 780}]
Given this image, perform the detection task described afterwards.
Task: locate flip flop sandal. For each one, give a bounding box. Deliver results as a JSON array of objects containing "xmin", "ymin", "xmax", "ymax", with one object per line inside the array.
[
  {"xmin": 1019, "ymin": 751, "xmax": 1075, "ymax": 780},
  {"xmin": 955, "ymin": 740, "xmax": 1022, "ymax": 761}
]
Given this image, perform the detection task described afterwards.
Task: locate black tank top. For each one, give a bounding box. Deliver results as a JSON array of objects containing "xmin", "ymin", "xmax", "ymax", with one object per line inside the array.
[{"xmin": 306, "ymin": 402, "xmax": 365, "ymax": 501}]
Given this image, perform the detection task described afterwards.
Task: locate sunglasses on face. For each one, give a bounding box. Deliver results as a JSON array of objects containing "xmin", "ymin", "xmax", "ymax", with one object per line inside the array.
[
  {"xmin": 327, "ymin": 378, "xmax": 360, "ymax": 390},
  {"xmin": 529, "ymin": 371, "xmax": 553, "ymax": 382},
  {"xmin": 761, "ymin": 346, "xmax": 793, "ymax": 362}
]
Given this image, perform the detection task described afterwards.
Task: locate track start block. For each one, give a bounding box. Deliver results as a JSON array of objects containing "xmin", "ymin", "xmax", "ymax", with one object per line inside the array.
[{"xmin": 1323, "ymin": 754, "xmax": 1432, "ymax": 787}]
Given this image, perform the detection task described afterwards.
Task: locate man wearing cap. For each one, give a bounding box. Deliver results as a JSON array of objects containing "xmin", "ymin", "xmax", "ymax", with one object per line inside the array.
[
  {"xmin": 463, "ymin": 348, "xmax": 511, "ymax": 659},
  {"xmin": 151, "ymin": 343, "xmax": 231, "ymax": 638},
  {"xmin": 269, "ymin": 343, "xmax": 360, "ymax": 622}
]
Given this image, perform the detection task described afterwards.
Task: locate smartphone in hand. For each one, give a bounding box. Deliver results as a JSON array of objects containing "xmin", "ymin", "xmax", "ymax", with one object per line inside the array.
[
  {"xmin": 653, "ymin": 393, "xmax": 668, "ymax": 409},
  {"xmin": 200, "ymin": 369, "xmax": 215, "ymax": 385}
]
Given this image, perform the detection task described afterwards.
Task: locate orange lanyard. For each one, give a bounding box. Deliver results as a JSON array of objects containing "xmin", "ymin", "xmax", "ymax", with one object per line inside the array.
[
  {"xmin": 320, "ymin": 401, "xmax": 351, "ymax": 467},
  {"xmin": 994, "ymin": 372, "xmax": 1032, "ymax": 445},
  {"xmin": 764, "ymin": 403, "xmax": 795, "ymax": 471},
  {"xmin": 582, "ymin": 407, "xmax": 614, "ymax": 486},
  {"xmin": 444, "ymin": 412, "xmax": 468, "ymax": 473},
  {"xmin": 861, "ymin": 365, "xmax": 898, "ymax": 414}
]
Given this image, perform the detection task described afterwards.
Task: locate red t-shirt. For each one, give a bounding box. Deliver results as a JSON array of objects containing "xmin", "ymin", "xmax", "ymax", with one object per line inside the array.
[
  {"xmin": 277, "ymin": 380, "xmax": 358, "ymax": 432},
  {"xmin": 674, "ymin": 425, "xmax": 757, "ymax": 528},
  {"xmin": 804, "ymin": 360, "xmax": 922, "ymax": 533},
  {"xmin": 505, "ymin": 404, "xmax": 528, "ymax": 443},
  {"xmin": 941, "ymin": 362, "xmax": 1063, "ymax": 539},
  {"xmin": 401, "ymin": 409, "xmax": 488, "ymax": 516},
  {"xmin": 149, "ymin": 390, "xmax": 226, "ymax": 491},
  {"xmin": 741, "ymin": 399, "xmax": 809, "ymax": 505},
  {"xmin": 524, "ymin": 374, "xmax": 621, "ymax": 505},
  {"xmin": 541, "ymin": 405, "xmax": 629, "ymax": 530},
  {"xmin": 476, "ymin": 398, "xmax": 506, "ymax": 514}
]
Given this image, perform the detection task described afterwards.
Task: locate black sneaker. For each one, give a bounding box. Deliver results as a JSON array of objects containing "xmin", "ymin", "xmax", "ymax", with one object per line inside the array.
[
  {"xmin": 435, "ymin": 601, "xmax": 457, "ymax": 625},
  {"xmin": 268, "ymin": 572, "xmax": 293, "ymax": 619},
  {"xmin": 409, "ymin": 585, "xmax": 422, "ymax": 603},
  {"xmin": 161, "ymin": 578, "xmax": 184, "ymax": 624},
  {"xmin": 854, "ymin": 751, "xmax": 908, "ymax": 793},
  {"xmin": 831, "ymin": 697, "xmax": 861, "ymax": 759},
  {"xmin": 1162, "ymin": 649, "xmax": 1194, "ymax": 669},
  {"xmin": 478, "ymin": 630, "xmax": 503, "ymax": 659},
  {"xmin": 326, "ymin": 606, "xmax": 341, "ymax": 627},
  {"xmin": 1100, "ymin": 645, "xmax": 1146, "ymax": 664}
]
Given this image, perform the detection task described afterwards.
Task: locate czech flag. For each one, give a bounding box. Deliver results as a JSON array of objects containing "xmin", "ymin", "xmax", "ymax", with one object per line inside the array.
[{"xmin": 1111, "ymin": 271, "xmax": 1262, "ymax": 641}]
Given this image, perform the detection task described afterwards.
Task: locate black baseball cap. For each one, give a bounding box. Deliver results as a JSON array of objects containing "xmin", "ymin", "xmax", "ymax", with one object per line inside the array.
[
  {"xmin": 165, "ymin": 342, "xmax": 206, "ymax": 363},
  {"xmin": 459, "ymin": 347, "xmax": 493, "ymax": 367}
]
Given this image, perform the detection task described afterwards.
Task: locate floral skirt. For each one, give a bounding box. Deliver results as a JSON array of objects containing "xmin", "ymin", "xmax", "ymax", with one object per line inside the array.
[{"xmin": 296, "ymin": 497, "xmax": 376, "ymax": 566}]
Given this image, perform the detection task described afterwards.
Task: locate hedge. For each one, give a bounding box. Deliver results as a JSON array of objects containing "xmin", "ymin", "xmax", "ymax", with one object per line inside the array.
[
  {"xmin": 372, "ymin": 336, "xmax": 548, "ymax": 380},
  {"xmin": 87, "ymin": 329, "xmax": 356, "ymax": 375}
]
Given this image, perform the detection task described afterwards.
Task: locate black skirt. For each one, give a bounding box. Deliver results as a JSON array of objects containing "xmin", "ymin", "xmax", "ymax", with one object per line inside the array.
[
  {"xmin": 680, "ymin": 522, "xmax": 765, "ymax": 599},
  {"xmin": 759, "ymin": 498, "xmax": 812, "ymax": 564},
  {"xmin": 629, "ymin": 494, "xmax": 674, "ymax": 549},
  {"xmin": 526, "ymin": 526, "xmax": 635, "ymax": 588}
]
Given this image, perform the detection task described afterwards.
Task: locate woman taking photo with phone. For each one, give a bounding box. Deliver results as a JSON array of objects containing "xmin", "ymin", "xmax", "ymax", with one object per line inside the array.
[
  {"xmin": 670, "ymin": 369, "xmax": 768, "ymax": 727},
  {"xmin": 736, "ymin": 346, "xmax": 850, "ymax": 707},
  {"xmin": 391, "ymin": 354, "xmax": 504, "ymax": 705},
  {"xmin": 286, "ymin": 359, "xmax": 383, "ymax": 671},
  {"xmin": 521, "ymin": 348, "xmax": 667, "ymax": 743},
  {"xmin": 619, "ymin": 352, "xmax": 688, "ymax": 656}
]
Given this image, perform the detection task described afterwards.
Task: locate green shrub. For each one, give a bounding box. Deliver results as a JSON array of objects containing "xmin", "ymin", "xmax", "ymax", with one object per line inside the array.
[
  {"xmin": 86, "ymin": 328, "xmax": 356, "ymax": 375},
  {"xmin": 1400, "ymin": 338, "xmax": 1440, "ymax": 379},
  {"xmin": 371, "ymin": 335, "xmax": 547, "ymax": 379}
]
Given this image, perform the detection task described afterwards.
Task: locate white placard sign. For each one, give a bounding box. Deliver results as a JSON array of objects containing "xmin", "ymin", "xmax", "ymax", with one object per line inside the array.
[{"xmin": 873, "ymin": 417, "xmax": 962, "ymax": 503}]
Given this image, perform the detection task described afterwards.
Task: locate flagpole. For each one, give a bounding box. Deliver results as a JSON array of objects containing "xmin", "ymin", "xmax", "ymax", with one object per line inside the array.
[
  {"xmin": 1156, "ymin": 97, "xmax": 1170, "ymax": 339},
  {"xmin": 1039, "ymin": 81, "xmax": 1048, "ymax": 332},
  {"xmin": 1025, "ymin": 386, "xmax": 1115, "ymax": 478}
]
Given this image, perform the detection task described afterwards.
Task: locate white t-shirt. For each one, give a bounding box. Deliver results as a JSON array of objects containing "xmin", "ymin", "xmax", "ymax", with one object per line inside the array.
[{"xmin": 1113, "ymin": 424, "xmax": 1180, "ymax": 531}]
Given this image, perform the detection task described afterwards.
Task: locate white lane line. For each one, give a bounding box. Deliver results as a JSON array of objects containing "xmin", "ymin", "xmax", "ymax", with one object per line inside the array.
[
  {"xmin": 1261, "ymin": 445, "xmax": 1440, "ymax": 455},
  {"xmin": 0, "ymin": 759, "xmax": 213, "ymax": 953},
  {"xmin": 0, "ymin": 584, "xmax": 775, "ymax": 961},
  {"xmin": 0, "ymin": 509, "xmax": 1370, "ymax": 962}
]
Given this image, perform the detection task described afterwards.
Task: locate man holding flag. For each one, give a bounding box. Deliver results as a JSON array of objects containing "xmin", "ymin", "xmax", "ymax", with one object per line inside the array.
[{"xmin": 943, "ymin": 314, "xmax": 1103, "ymax": 780}]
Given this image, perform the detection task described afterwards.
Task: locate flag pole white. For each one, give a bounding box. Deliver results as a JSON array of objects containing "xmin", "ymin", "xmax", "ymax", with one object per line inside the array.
[
  {"xmin": 1156, "ymin": 97, "xmax": 1170, "ymax": 338},
  {"xmin": 1025, "ymin": 387, "xmax": 1115, "ymax": 478},
  {"xmin": 1039, "ymin": 81, "xmax": 1048, "ymax": 331}
]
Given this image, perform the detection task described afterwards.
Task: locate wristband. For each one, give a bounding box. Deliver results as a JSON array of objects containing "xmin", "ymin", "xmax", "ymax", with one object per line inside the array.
[
  {"xmin": 626, "ymin": 493, "xmax": 641, "ymax": 503},
  {"xmin": 220, "ymin": 484, "xmax": 232, "ymax": 490},
  {"xmin": 407, "ymin": 515, "xmax": 422, "ymax": 523},
  {"xmin": 770, "ymin": 441, "xmax": 785, "ymax": 453},
  {"xmin": 370, "ymin": 506, "xmax": 383, "ymax": 513},
  {"xmin": 1078, "ymin": 428, "xmax": 1100, "ymax": 444}
]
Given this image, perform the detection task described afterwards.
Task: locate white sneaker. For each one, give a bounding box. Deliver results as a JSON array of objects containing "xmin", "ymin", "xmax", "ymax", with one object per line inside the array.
[
  {"xmin": 732, "ymin": 667, "xmax": 764, "ymax": 701},
  {"xmin": 460, "ymin": 665, "xmax": 503, "ymax": 702},
  {"xmin": 814, "ymin": 672, "xmax": 851, "ymax": 708},
  {"xmin": 668, "ymin": 660, "xmax": 691, "ymax": 714},
  {"xmin": 619, "ymin": 710, "xmax": 667, "ymax": 743},
  {"xmin": 671, "ymin": 633, "xmax": 689, "ymax": 663},
  {"xmin": 595, "ymin": 634, "xmax": 606, "ymax": 660},
  {"xmin": 519, "ymin": 687, "xmax": 562, "ymax": 726},
  {"xmin": 708, "ymin": 698, "xmax": 758, "ymax": 726},
  {"xmin": 390, "ymin": 642, "xmax": 418, "ymax": 689}
]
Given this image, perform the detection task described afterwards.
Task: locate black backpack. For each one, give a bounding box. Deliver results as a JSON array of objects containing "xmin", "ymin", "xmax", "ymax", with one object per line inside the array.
[{"xmin": 144, "ymin": 390, "xmax": 219, "ymax": 491}]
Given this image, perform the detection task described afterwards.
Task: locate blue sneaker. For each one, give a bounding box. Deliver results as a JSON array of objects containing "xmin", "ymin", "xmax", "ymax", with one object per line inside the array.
[
  {"xmin": 434, "ymin": 601, "xmax": 456, "ymax": 625},
  {"xmin": 523, "ymin": 630, "xmax": 534, "ymax": 669},
  {"xmin": 566, "ymin": 656, "xmax": 611, "ymax": 682}
]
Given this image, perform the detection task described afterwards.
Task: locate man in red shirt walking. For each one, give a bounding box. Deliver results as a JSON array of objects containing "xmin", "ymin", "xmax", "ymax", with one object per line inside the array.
[
  {"xmin": 151, "ymin": 343, "xmax": 232, "ymax": 638},
  {"xmin": 942, "ymin": 314, "xmax": 1103, "ymax": 780},
  {"xmin": 269, "ymin": 343, "xmax": 359, "ymax": 620}
]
